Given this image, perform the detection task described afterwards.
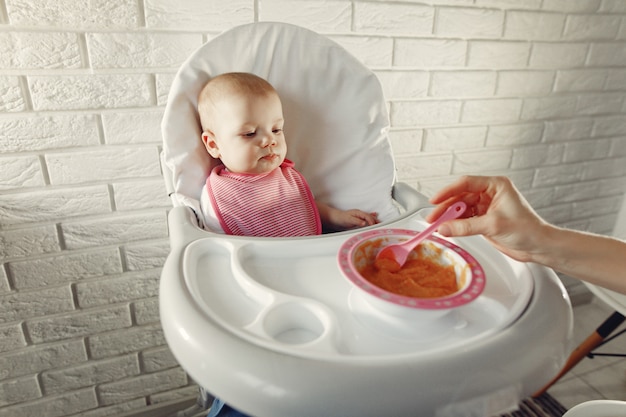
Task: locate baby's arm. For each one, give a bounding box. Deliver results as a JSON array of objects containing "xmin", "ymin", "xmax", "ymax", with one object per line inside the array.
[{"xmin": 316, "ymin": 201, "xmax": 378, "ymax": 232}]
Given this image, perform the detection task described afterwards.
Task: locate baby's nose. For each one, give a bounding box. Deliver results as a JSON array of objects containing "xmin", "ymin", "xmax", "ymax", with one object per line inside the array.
[{"xmin": 261, "ymin": 131, "xmax": 276, "ymax": 147}]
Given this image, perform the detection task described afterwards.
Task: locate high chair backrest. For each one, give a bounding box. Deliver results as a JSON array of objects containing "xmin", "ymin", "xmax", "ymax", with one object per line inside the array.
[{"xmin": 162, "ymin": 22, "xmax": 400, "ymax": 227}]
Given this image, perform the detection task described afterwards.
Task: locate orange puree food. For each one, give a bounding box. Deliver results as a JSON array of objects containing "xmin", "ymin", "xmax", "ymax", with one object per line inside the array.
[{"xmin": 356, "ymin": 239, "xmax": 458, "ymax": 298}]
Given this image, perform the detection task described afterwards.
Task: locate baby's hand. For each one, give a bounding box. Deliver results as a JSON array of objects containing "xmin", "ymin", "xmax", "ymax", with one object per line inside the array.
[
  {"xmin": 316, "ymin": 201, "xmax": 379, "ymax": 231},
  {"xmin": 338, "ymin": 209, "xmax": 379, "ymax": 229}
]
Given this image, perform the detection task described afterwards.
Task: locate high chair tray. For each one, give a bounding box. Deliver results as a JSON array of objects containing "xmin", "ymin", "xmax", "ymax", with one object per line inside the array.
[
  {"xmin": 182, "ymin": 211, "xmax": 533, "ymax": 358},
  {"xmin": 161, "ymin": 206, "xmax": 573, "ymax": 417}
]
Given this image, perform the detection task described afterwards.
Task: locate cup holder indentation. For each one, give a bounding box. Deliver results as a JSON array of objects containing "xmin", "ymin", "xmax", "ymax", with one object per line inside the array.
[{"xmin": 263, "ymin": 302, "xmax": 327, "ymax": 345}]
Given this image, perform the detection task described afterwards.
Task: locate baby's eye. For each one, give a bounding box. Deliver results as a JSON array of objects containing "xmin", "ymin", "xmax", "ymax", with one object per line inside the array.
[
  {"xmin": 242, "ymin": 131, "xmax": 256, "ymax": 138},
  {"xmin": 273, "ymin": 128, "xmax": 283, "ymax": 134}
]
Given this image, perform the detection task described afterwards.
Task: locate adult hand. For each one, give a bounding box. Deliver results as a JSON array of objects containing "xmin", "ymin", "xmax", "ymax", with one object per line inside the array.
[
  {"xmin": 426, "ymin": 175, "xmax": 548, "ymax": 263},
  {"xmin": 427, "ymin": 175, "xmax": 626, "ymax": 294}
]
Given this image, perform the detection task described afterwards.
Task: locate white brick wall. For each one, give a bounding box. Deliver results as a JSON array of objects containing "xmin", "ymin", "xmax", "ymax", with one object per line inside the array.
[{"xmin": 1, "ymin": 0, "xmax": 626, "ymax": 416}]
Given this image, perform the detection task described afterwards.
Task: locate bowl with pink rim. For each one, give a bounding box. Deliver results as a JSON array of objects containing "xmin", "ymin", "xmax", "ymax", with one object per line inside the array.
[{"xmin": 338, "ymin": 228, "xmax": 486, "ymax": 320}]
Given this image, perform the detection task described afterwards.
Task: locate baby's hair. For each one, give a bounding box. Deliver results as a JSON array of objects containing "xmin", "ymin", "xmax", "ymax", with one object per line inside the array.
[{"xmin": 198, "ymin": 72, "xmax": 277, "ymax": 132}]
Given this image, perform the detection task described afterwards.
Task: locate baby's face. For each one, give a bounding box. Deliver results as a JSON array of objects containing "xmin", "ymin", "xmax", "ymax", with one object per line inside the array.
[{"xmin": 203, "ymin": 92, "xmax": 286, "ymax": 174}]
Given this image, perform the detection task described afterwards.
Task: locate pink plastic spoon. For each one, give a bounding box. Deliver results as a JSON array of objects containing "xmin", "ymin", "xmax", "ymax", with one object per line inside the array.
[{"xmin": 375, "ymin": 201, "xmax": 467, "ymax": 269}]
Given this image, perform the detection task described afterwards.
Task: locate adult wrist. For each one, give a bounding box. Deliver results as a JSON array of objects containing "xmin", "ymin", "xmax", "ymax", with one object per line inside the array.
[{"xmin": 527, "ymin": 222, "xmax": 561, "ymax": 267}]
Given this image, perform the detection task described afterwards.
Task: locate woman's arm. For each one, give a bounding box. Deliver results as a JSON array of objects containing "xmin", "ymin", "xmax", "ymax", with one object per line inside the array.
[{"xmin": 534, "ymin": 225, "xmax": 626, "ymax": 294}]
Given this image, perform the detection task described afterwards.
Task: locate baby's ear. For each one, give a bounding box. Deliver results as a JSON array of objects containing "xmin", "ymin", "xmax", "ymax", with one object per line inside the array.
[{"xmin": 202, "ymin": 131, "xmax": 220, "ymax": 158}]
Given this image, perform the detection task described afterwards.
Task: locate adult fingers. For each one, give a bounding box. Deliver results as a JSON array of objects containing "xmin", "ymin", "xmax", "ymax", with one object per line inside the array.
[
  {"xmin": 437, "ymin": 215, "xmax": 490, "ymax": 238},
  {"xmin": 425, "ymin": 194, "xmax": 480, "ymax": 223},
  {"xmin": 429, "ymin": 175, "xmax": 493, "ymax": 204}
]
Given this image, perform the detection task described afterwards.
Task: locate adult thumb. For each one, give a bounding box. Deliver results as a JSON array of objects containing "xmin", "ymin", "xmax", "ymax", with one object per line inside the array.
[{"xmin": 437, "ymin": 218, "xmax": 482, "ymax": 238}]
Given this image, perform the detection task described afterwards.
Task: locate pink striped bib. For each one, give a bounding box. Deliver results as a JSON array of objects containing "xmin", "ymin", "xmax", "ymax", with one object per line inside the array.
[{"xmin": 206, "ymin": 159, "xmax": 322, "ymax": 237}]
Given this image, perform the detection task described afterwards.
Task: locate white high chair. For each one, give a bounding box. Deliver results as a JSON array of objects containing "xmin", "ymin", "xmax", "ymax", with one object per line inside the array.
[{"xmin": 160, "ymin": 22, "xmax": 574, "ymax": 417}]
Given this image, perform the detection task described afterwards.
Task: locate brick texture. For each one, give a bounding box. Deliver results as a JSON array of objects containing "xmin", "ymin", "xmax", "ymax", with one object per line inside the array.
[{"xmin": 1, "ymin": 0, "xmax": 626, "ymax": 416}]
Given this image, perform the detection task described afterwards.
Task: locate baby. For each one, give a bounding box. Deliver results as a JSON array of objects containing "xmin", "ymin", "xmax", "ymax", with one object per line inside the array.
[
  {"xmin": 198, "ymin": 73, "xmax": 378, "ymax": 415},
  {"xmin": 198, "ymin": 72, "xmax": 378, "ymax": 236}
]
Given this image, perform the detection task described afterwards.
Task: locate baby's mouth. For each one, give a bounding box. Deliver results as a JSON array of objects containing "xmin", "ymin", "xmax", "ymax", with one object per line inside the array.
[{"xmin": 261, "ymin": 153, "xmax": 278, "ymax": 161}]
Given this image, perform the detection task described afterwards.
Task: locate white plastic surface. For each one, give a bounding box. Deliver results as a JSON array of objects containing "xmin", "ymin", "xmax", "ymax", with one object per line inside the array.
[
  {"xmin": 563, "ymin": 400, "xmax": 626, "ymax": 417},
  {"xmin": 160, "ymin": 204, "xmax": 574, "ymax": 417},
  {"xmin": 183, "ymin": 210, "xmax": 532, "ymax": 358},
  {"xmin": 585, "ymin": 283, "xmax": 626, "ymax": 316}
]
